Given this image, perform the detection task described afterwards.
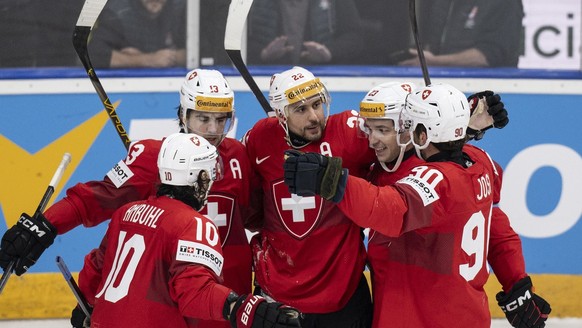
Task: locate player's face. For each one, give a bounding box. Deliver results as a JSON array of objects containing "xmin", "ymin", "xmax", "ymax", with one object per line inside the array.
[
  {"xmin": 186, "ymin": 111, "xmax": 230, "ymax": 146},
  {"xmin": 365, "ymin": 118, "xmax": 402, "ymax": 163},
  {"xmin": 285, "ymin": 96, "xmax": 326, "ymax": 141}
]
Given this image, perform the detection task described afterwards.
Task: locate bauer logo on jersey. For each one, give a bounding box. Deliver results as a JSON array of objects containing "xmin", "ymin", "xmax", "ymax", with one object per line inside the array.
[
  {"xmin": 176, "ymin": 240, "xmax": 223, "ymax": 276},
  {"xmin": 398, "ymin": 176, "xmax": 440, "ymax": 206},
  {"xmin": 106, "ymin": 160, "xmax": 135, "ymax": 188},
  {"xmin": 272, "ymin": 180, "xmax": 324, "ymax": 239}
]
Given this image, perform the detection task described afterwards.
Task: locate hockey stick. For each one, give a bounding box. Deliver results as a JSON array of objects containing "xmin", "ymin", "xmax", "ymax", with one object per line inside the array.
[
  {"xmin": 56, "ymin": 256, "xmax": 92, "ymax": 319},
  {"xmin": 73, "ymin": 0, "xmax": 131, "ymax": 150},
  {"xmin": 0, "ymin": 153, "xmax": 72, "ymax": 295},
  {"xmin": 224, "ymin": 0, "xmax": 274, "ymax": 117},
  {"xmin": 408, "ymin": 0, "xmax": 431, "ymax": 86}
]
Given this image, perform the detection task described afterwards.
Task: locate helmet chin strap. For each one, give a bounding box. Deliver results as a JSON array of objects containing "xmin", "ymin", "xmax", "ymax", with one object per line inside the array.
[{"xmin": 287, "ymin": 130, "xmax": 311, "ymax": 149}]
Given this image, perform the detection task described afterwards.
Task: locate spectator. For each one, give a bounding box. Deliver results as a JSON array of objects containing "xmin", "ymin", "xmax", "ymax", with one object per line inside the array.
[
  {"xmin": 399, "ymin": 0, "xmax": 524, "ymax": 67},
  {"xmin": 246, "ymin": 0, "xmax": 363, "ymax": 65},
  {"xmin": 353, "ymin": 0, "xmax": 412, "ymax": 65},
  {"xmin": 88, "ymin": 0, "xmax": 186, "ymax": 68},
  {"xmin": 0, "ymin": 0, "xmax": 38, "ymax": 67},
  {"xmin": 199, "ymin": 0, "xmax": 231, "ymax": 66}
]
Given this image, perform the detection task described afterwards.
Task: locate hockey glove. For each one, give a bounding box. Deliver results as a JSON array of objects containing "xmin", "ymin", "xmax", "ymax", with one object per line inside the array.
[
  {"xmin": 466, "ymin": 91, "xmax": 509, "ymax": 140},
  {"xmin": 283, "ymin": 150, "xmax": 348, "ymax": 202},
  {"xmin": 227, "ymin": 294, "xmax": 302, "ymax": 328},
  {"xmin": 71, "ymin": 305, "xmax": 92, "ymax": 328},
  {"xmin": 496, "ymin": 276, "xmax": 551, "ymax": 328},
  {"xmin": 0, "ymin": 212, "xmax": 57, "ymax": 275}
]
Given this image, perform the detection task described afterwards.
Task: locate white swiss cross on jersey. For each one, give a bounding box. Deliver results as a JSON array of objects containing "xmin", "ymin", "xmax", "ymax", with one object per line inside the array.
[
  {"xmin": 199, "ymin": 193, "xmax": 234, "ymax": 246},
  {"xmin": 272, "ymin": 180, "xmax": 323, "ymax": 239}
]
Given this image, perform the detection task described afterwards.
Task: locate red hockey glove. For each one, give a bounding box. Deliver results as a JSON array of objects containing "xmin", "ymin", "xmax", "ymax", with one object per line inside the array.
[
  {"xmin": 466, "ymin": 90, "xmax": 509, "ymax": 140},
  {"xmin": 496, "ymin": 276, "xmax": 551, "ymax": 328},
  {"xmin": 228, "ymin": 294, "xmax": 302, "ymax": 328},
  {"xmin": 283, "ymin": 150, "xmax": 347, "ymax": 202},
  {"xmin": 0, "ymin": 212, "xmax": 57, "ymax": 275}
]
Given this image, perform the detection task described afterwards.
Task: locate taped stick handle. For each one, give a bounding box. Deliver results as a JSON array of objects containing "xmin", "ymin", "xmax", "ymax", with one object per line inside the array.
[{"xmin": 36, "ymin": 153, "xmax": 72, "ymax": 215}]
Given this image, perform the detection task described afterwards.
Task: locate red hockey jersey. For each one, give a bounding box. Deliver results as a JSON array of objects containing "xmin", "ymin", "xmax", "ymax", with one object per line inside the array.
[
  {"xmin": 340, "ymin": 145, "xmax": 499, "ymax": 327},
  {"xmin": 364, "ymin": 145, "xmax": 526, "ymax": 327},
  {"xmin": 79, "ymin": 196, "xmax": 231, "ymax": 327},
  {"xmin": 45, "ymin": 137, "xmax": 252, "ymax": 328},
  {"xmin": 243, "ymin": 110, "xmax": 376, "ymax": 313}
]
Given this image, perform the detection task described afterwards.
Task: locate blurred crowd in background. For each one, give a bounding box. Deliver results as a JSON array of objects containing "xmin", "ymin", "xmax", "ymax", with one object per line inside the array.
[{"xmin": 0, "ymin": 0, "xmax": 524, "ymax": 69}]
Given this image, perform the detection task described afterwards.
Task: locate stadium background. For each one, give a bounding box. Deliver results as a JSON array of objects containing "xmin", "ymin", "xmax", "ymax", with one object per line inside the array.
[{"xmin": 1, "ymin": 0, "xmax": 582, "ymax": 321}]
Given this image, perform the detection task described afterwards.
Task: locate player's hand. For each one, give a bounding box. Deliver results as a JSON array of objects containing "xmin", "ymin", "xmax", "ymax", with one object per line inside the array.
[
  {"xmin": 496, "ymin": 276, "xmax": 551, "ymax": 328},
  {"xmin": 466, "ymin": 91, "xmax": 509, "ymax": 140},
  {"xmin": 283, "ymin": 150, "xmax": 347, "ymax": 202},
  {"xmin": 301, "ymin": 41, "xmax": 331, "ymax": 63},
  {"xmin": 71, "ymin": 305, "xmax": 92, "ymax": 328},
  {"xmin": 0, "ymin": 212, "xmax": 57, "ymax": 275},
  {"xmin": 261, "ymin": 36, "xmax": 294, "ymax": 62},
  {"xmin": 229, "ymin": 294, "xmax": 302, "ymax": 328}
]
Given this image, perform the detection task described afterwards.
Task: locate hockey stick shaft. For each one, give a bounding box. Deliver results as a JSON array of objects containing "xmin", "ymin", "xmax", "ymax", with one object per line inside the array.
[
  {"xmin": 0, "ymin": 153, "xmax": 72, "ymax": 295},
  {"xmin": 74, "ymin": 0, "xmax": 131, "ymax": 150},
  {"xmin": 56, "ymin": 256, "xmax": 92, "ymax": 318},
  {"xmin": 409, "ymin": 0, "xmax": 431, "ymax": 86},
  {"xmin": 225, "ymin": 0, "xmax": 274, "ymax": 116}
]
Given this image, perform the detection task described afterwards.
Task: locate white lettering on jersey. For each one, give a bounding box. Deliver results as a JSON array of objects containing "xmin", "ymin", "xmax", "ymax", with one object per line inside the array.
[
  {"xmin": 107, "ymin": 160, "xmax": 135, "ymax": 188},
  {"xmin": 320, "ymin": 142, "xmax": 332, "ymax": 157},
  {"xmin": 230, "ymin": 158, "xmax": 243, "ymax": 179},
  {"xmin": 176, "ymin": 240, "xmax": 223, "ymax": 276},
  {"xmin": 122, "ymin": 204, "xmax": 163, "ymax": 228},
  {"xmin": 397, "ymin": 166, "xmax": 443, "ymax": 206},
  {"xmin": 282, "ymin": 194, "xmax": 316, "ymax": 222},
  {"xmin": 125, "ymin": 143, "xmax": 145, "ymax": 165}
]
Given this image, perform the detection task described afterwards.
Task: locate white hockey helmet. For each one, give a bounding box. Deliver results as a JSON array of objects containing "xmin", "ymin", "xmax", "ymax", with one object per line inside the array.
[
  {"xmin": 360, "ymin": 82, "xmax": 416, "ymax": 172},
  {"xmin": 359, "ymin": 81, "xmax": 416, "ymax": 123},
  {"xmin": 179, "ymin": 69, "xmax": 235, "ymax": 138},
  {"xmin": 158, "ymin": 133, "xmax": 220, "ymax": 190},
  {"xmin": 269, "ymin": 66, "xmax": 330, "ymax": 131},
  {"xmin": 400, "ymin": 83, "xmax": 470, "ymax": 150}
]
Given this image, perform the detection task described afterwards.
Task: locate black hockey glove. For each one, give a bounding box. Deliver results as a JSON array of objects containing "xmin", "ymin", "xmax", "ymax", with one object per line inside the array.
[
  {"xmin": 71, "ymin": 305, "xmax": 92, "ymax": 328},
  {"xmin": 466, "ymin": 91, "xmax": 509, "ymax": 140},
  {"xmin": 283, "ymin": 150, "xmax": 348, "ymax": 202},
  {"xmin": 496, "ymin": 276, "xmax": 551, "ymax": 328},
  {"xmin": 0, "ymin": 212, "xmax": 57, "ymax": 275},
  {"xmin": 227, "ymin": 294, "xmax": 302, "ymax": 328}
]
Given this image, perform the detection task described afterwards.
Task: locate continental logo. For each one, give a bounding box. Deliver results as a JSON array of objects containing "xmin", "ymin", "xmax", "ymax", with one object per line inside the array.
[
  {"xmin": 359, "ymin": 102, "xmax": 385, "ymax": 118},
  {"xmin": 194, "ymin": 96, "xmax": 233, "ymax": 112},
  {"xmin": 285, "ymin": 78, "xmax": 324, "ymax": 104}
]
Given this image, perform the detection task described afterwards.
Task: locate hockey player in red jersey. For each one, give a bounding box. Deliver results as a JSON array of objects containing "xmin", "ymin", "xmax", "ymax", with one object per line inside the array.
[
  {"xmin": 284, "ymin": 83, "xmax": 551, "ymax": 327},
  {"xmin": 77, "ymin": 132, "xmax": 301, "ymax": 328},
  {"xmin": 358, "ymin": 82, "xmax": 551, "ymax": 328},
  {"xmin": 243, "ymin": 66, "xmax": 376, "ymax": 327},
  {"xmin": 0, "ymin": 69, "xmax": 253, "ymax": 328}
]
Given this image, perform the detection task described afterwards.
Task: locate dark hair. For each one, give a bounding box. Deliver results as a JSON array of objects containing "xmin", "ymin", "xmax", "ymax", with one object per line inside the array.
[{"xmin": 156, "ymin": 183, "xmax": 202, "ymax": 210}]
